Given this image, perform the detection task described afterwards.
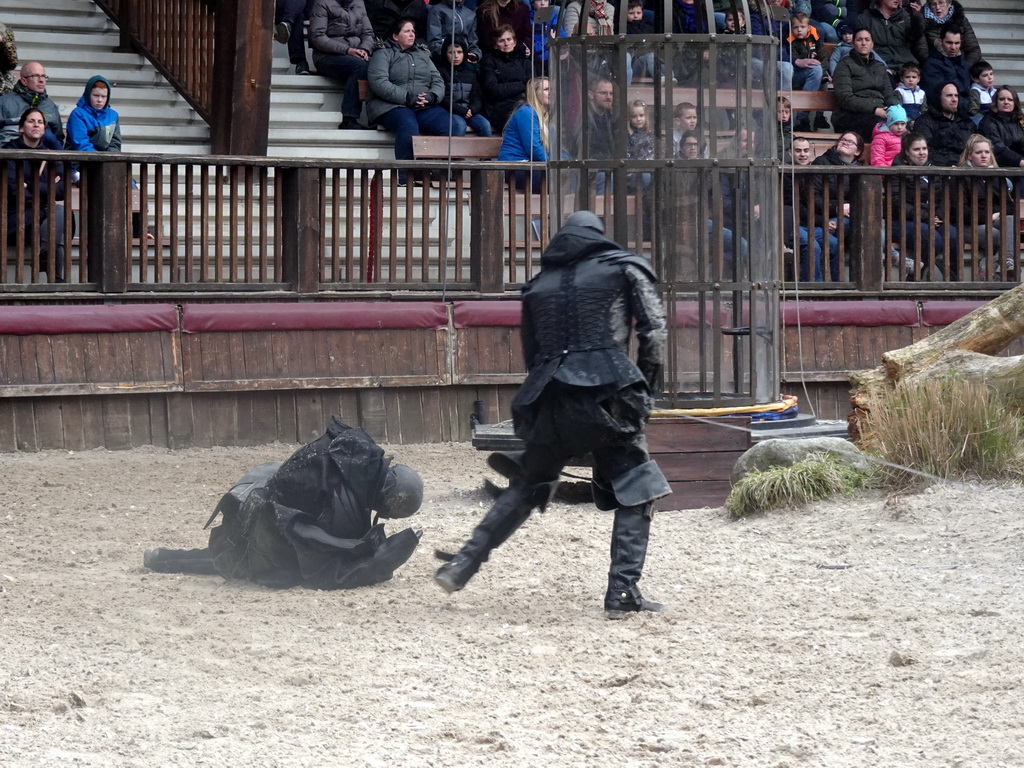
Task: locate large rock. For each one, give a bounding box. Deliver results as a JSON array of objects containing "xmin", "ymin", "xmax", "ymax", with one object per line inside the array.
[{"xmin": 730, "ymin": 437, "xmax": 871, "ymax": 486}]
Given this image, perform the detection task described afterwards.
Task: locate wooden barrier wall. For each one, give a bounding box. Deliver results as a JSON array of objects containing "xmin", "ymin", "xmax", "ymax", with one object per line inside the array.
[{"xmin": 0, "ymin": 299, "xmax": 1010, "ymax": 451}]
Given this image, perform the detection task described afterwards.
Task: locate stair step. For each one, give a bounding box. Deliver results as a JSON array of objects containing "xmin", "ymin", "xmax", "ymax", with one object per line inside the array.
[{"xmin": 3, "ymin": 8, "xmax": 112, "ymax": 34}]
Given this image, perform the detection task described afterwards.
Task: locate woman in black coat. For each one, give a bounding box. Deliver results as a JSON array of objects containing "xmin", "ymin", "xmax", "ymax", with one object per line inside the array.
[
  {"xmin": 480, "ymin": 24, "xmax": 531, "ymax": 133},
  {"xmin": 955, "ymin": 134, "xmax": 1017, "ymax": 279},
  {"xmin": 4, "ymin": 107, "xmax": 66, "ymax": 282},
  {"xmin": 810, "ymin": 131, "xmax": 864, "ymax": 281},
  {"xmin": 890, "ymin": 132, "xmax": 959, "ymax": 280},
  {"xmin": 979, "ymin": 86, "xmax": 1024, "ymax": 170}
]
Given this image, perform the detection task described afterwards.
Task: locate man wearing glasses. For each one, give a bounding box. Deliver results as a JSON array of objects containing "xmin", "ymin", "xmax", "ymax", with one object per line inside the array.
[{"xmin": 0, "ymin": 62, "xmax": 65, "ymax": 145}]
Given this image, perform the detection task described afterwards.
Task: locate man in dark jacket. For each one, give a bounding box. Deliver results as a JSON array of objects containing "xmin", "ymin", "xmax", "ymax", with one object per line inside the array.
[
  {"xmin": 857, "ymin": 0, "xmax": 928, "ymax": 81},
  {"xmin": 434, "ymin": 211, "xmax": 671, "ymax": 619},
  {"xmin": 920, "ymin": 26, "xmax": 971, "ymax": 103},
  {"xmin": 144, "ymin": 418, "xmax": 424, "ymax": 589},
  {"xmin": 0, "ymin": 61, "xmax": 64, "ymax": 145},
  {"xmin": 914, "ymin": 81, "xmax": 973, "ymax": 166}
]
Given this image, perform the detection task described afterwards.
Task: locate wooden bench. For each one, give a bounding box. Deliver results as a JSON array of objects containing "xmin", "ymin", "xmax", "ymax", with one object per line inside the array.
[{"xmin": 411, "ymin": 136, "xmax": 503, "ymax": 160}]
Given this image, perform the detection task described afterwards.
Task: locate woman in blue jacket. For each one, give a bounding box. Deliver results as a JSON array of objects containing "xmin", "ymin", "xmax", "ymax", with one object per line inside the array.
[{"xmin": 498, "ymin": 76, "xmax": 549, "ymax": 191}]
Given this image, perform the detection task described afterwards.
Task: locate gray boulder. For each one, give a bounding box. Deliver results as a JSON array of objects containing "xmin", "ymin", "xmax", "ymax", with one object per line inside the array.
[{"xmin": 730, "ymin": 437, "xmax": 871, "ymax": 486}]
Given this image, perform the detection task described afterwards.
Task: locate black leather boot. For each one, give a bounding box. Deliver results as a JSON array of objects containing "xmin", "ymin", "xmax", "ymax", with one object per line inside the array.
[
  {"xmin": 604, "ymin": 504, "xmax": 664, "ymax": 619},
  {"xmin": 434, "ymin": 483, "xmax": 545, "ymax": 593}
]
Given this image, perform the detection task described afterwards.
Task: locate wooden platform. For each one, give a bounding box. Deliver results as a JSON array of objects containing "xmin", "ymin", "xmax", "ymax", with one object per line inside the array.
[
  {"xmin": 647, "ymin": 416, "xmax": 751, "ymax": 510},
  {"xmin": 470, "ymin": 415, "xmax": 751, "ymax": 511}
]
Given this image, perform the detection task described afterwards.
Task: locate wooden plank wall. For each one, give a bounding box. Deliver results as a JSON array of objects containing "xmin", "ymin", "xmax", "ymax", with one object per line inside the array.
[
  {"xmin": 1, "ymin": 300, "xmax": 1011, "ymax": 451},
  {"xmin": 647, "ymin": 417, "xmax": 751, "ymax": 511},
  {"xmin": 0, "ymin": 385, "xmax": 520, "ymax": 452},
  {"xmin": 781, "ymin": 315, "xmax": 1024, "ymax": 419}
]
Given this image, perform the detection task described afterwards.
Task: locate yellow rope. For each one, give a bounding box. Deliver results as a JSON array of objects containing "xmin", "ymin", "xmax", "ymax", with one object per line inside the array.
[{"xmin": 652, "ymin": 394, "xmax": 798, "ymax": 419}]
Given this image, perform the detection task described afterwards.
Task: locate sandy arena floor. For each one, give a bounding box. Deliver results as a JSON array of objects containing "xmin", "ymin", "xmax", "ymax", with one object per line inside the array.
[{"xmin": 2, "ymin": 441, "xmax": 1023, "ymax": 767}]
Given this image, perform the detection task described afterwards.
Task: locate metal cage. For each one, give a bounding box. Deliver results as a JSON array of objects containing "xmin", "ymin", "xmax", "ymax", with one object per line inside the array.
[{"xmin": 549, "ymin": 0, "xmax": 781, "ymax": 408}]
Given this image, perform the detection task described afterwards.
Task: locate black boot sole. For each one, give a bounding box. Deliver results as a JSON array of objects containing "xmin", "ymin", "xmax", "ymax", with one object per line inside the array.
[
  {"xmin": 604, "ymin": 599, "xmax": 665, "ymax": 620},
  {"xmin": 434, "ymin": 564, "xmax": 466, "ymax": 594}
]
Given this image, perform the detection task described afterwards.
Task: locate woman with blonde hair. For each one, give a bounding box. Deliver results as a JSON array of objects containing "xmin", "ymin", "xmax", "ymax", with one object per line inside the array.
[
  {"xmin": 498, "ymin": 77, "xmax": 549, "ymax": 191},
  {"xmin": 956, "ymin": 134, "xmax": 1017, "ymax": 278}
]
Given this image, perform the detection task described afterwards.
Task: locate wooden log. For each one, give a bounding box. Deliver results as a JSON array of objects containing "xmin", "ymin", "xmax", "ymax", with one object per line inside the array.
[{"xmin": 848, "ymin": 283, "xmax": 1024, "ymax": 441}]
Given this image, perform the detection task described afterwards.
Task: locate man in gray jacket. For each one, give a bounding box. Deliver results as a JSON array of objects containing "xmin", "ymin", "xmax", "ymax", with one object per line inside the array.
[
  {"xmin": 309, "ymin": 0, "xmax": 376, "ymax": 129},
  {"xmin": 0, "ymin": 62, "xmax": 64, "ymax": 145}
]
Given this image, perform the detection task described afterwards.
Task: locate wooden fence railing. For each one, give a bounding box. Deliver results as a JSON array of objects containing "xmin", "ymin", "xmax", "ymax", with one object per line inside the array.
[
  {"xmin": 2, "ymin": 151, "xmax": 1023, "ymax": 298},
  {"xmin": 93, "ymin": 0, "xmax": 272, "ymax": 155},
  {"xmin": 784, "ymin": 166, "xmax": 1024, "ymax": 291}
]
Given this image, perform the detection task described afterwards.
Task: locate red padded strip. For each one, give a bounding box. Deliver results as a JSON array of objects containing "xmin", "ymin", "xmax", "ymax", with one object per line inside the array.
[
  {"xmin": 782, "ymin": 301, "xmax": 919, "ymax": 327},
  {"xmin": 920, "ymin": 301, "xmax": 986, "ymax": 327},
  {"xmin": 182, "ymin": 302, "xmax": 449, "ymax": 332},
  {"xmin": 452, "ymin": 300, "xmax": 522, "ymax": 328},
  {"xmin": 453, "ymin": 301, "xmax": 735, "ymax": 328},
  {"xmin": 0, "ymin": 304, "xmax": 178, "ymax": 335}
]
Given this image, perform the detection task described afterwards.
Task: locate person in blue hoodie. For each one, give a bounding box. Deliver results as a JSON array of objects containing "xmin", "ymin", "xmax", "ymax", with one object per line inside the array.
[{"xmin": 65, "ymin": 75, "xmax": 122, "ymax": 152}]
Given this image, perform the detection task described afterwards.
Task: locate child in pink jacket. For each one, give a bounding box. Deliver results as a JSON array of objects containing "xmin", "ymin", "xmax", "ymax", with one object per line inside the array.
[{"xmin": 870, "ymin": 105, "xmax": 908, "ymax": 167}]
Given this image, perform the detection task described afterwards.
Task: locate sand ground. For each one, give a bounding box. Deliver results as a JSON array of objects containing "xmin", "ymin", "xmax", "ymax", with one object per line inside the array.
[{"xmin": 2, "ymin": 441, "xmax": 1023, "ymax": 767}]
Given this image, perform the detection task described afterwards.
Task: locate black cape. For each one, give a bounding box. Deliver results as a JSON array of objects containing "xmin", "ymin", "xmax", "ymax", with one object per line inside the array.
[{"xmin": 205, "ymin": 417, "xmax": 421, "ymax": 589}]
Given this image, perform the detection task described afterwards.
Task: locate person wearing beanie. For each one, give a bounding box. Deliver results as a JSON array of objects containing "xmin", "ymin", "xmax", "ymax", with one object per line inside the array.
[{"xmin": 870, "ymin": 103, "xmax": 909, "ymax": 165}]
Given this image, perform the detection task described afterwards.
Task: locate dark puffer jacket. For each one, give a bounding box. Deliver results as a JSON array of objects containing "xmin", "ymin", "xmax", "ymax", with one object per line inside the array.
[
  {"xmin": 856, "ymin": 1, "xmax": 928, "ymax": 72},
  {"xmin": 436, "ymin": 51, "xmax": 484, "ymax": 119},
  {"xmin": 979, "ymin": 109, "xmax": 1024, "ymax": 169},
  {"xmin": 889, "ymin": 155, "xmax": 949, "ymax": 225},
  {"xmin": 914, "ymin": 87, "xmax": 974, "ymax": 167},
  {"xmin": 831, "ymin": 51, "xmax": 898, "ymax": 130},
  {"xmin": 4, "ymin": 133, "xmax": 66, "ymax": 231},
  {"xmin": 811, "ymin": 145, "xmax": 860, "ymax": 220},
  {"xmin": 920, "ymin": 49, "xmax": 971, "ymax": 103},
  {"xmin": 480, "ymin": 47, "xmax": 531, "ymax": 133}
]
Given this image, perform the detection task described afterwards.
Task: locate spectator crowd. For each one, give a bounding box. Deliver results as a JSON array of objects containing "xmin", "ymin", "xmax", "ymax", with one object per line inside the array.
[{"xmin": 2, "ymin": 1, "xmax": 1023, "ymax": 284}]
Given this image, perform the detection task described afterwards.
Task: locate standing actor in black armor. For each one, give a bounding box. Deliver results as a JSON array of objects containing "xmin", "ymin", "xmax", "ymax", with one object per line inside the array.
[
  {"xmin": 434, "ymin": 211, "xmax": 670, "ymax": 618},
  {"xmin": 144, "ymin": 417, "xmax": 424, "ymax": 590}
]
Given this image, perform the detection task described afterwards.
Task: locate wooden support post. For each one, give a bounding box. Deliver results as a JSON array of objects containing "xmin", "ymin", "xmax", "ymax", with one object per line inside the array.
[
  {"xmin": 114, "ymin": 1, "xmax": 135, "ymax": 53},
  {"xmin": 470, "ymin": 168, "xmax": 506, "ymax": 293},
  {"xmin": 86, "ymin": 161, "xmax": 129, "ymax": 293},
  {"xmin": 849, "ymin": 172, "xmax": 884, "ymax": 291},
  {"xmin": 210, "ymin": 0, "xmax": 273, "ymax": 156},
  {"xmin": 279, "ymin": 167, "xmax": 321, "ymax": 294}
]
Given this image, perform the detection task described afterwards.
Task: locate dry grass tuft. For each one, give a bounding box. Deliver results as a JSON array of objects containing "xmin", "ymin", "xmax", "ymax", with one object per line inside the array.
[
  {"xmin": 726, "ymin": 452, "xmax": 874, "ymax": 518},
  {"xmin": 860, "ymin": 378, "xmax": 1024, "ymax": 489}
]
